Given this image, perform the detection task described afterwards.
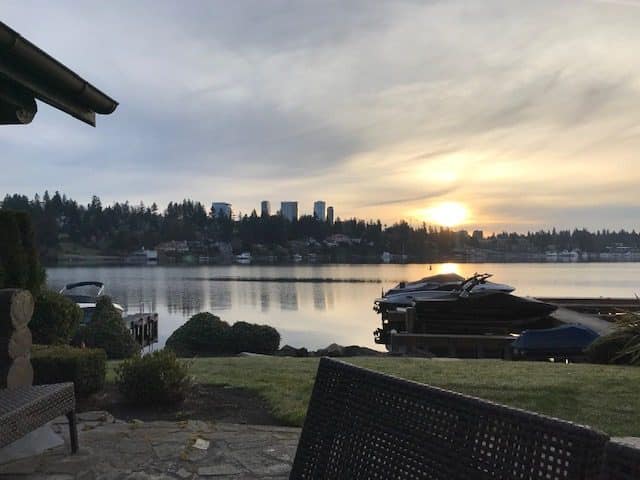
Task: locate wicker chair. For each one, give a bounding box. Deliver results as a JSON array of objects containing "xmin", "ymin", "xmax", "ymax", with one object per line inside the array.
[
  {"xmin": 290, "ymin": 358, "xmax": 608, "ymax": 480},
  {"xmin": 0, "ymin": 383, "xmax": 77, "ymax": 453},
  {"xmin": 600, "ymin": 441, "xmax": 640, "ymax": 479}
]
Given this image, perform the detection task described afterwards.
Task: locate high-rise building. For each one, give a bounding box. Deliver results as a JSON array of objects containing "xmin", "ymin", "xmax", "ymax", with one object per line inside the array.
[
  {"xmin": 211, "ymin": 202, "xmax": 232, "ymax": 218},
  {"xmin": 327, "ymin": 206, "xmax": 334, "ymax": 225},
  {"xmin": 313, "ymin": 200, "xmax": 326, "ymax": 221},
  {"xmin": 261, "ymin": 200, "xmax": 271, "ymax": 217},
  {"xmin": 472, "ymin": 230, "xmax": 484, "ymax": 241},
  {"xmin": 280, "ymin": 201, "xmax": 298, "ymax": 222}
]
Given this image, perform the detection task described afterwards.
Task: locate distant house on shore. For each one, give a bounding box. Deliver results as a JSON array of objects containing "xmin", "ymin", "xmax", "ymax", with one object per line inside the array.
[
  {"xmin": 156, "ymin": 240, "xmax": 189, "ymax": 254},
  {"xmin": 126, "ymin": 248, "xmax": 158, "ymax": 265}
]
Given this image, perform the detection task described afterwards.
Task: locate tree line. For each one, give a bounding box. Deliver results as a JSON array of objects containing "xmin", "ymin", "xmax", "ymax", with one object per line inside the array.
[{"xmin": 1, "ymin": 191, "xmax": 639, "ymax": 262}]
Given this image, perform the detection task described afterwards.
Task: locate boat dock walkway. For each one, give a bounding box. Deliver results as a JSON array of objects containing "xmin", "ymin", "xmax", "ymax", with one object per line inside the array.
[
  {"xmin": 538, "ymin": 297, "xmax": 637, "ymax": 335},
  {"xmin": 550, "ymin": 307, "xmax": 614, "ymax": 335}
]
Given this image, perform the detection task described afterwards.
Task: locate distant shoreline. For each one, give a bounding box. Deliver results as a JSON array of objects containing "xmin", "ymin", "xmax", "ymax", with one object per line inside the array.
[{"xmin": 46, "ymin": 258, "xmax": 640, "ymax": 267}]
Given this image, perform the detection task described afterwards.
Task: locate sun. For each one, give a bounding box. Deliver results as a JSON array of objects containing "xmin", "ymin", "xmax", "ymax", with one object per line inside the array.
[{"xmin": 422, "ymin": 202, "xmax": 469, "ymax": 227}]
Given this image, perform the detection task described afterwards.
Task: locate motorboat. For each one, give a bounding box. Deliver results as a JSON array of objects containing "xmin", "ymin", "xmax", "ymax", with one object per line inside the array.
[
  {"xmin": 373, "ymin": 273, "xmax": 557, "ymax": 343},
  {"xmin": 60, "ymin": 281, "xmax": 125, "ymax": 324},
  {"xmin": 61, "ymin": 281, "xmax": 159, "ymax": 347},
  {"xmin": 375, "ymin": 273, "xmax": 515, "ymax": 312}
]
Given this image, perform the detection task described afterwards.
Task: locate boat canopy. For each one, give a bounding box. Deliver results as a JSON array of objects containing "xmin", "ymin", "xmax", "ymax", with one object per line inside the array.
[{"xmin": 60, "ymin": 281, "xmax": 105, "ymax": 304}]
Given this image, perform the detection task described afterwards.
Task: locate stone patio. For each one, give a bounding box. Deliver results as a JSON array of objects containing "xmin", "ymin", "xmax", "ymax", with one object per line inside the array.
[{"xmin": 0, "ymin": 411, "xmax": 300, "ymax": 480}]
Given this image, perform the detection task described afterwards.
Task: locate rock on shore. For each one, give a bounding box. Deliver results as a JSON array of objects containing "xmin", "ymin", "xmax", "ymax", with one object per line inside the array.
[{"xmin": 276, "ymin": 343, "xmax": 384, "ymax": 357}]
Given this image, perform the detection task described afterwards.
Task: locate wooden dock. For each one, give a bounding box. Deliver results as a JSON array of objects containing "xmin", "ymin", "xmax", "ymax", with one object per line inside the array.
[{"xmin": 123, "ymin": 312, "xmax": 159, "ymax": 348}]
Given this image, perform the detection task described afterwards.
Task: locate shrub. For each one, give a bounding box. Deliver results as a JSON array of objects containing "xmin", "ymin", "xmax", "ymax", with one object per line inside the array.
[
  {"xmin": 165, "ymin": 312, "xmax": 232, "ymax": 356},
  {"xmin": 0, "ymin": 210, "xmax": 45, "ymax": 294},
  {"xmin": 231, "ymin": 321, "xmax": 280, "ymax": 354},
  {"xmin": 586, "ymin": 313, "xmax": 640, "ymax": 365},
  {"xmin": 31, "ymin": 344, "xmax": 106, "ymax": 397},
  {"xmin": 74, "ymin": 296, "xmax": 140, "ymax": 359},
  {"xmin": 116, "ymin": 349, "xmax": 190, "ymax": 405},
  {"xmin": 30, "ymin": 291, "xmax": 82, "ymax": 345},
  {"xmin": 586, "ymin": 331, "xmax": 632, "ymax": 364},
  {"xmin": 165, "ymin": 312, "xmax": 281, "ymax": 356}
]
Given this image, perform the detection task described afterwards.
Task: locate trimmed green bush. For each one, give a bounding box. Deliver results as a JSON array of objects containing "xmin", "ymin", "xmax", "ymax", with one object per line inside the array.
[
  {"xmin": 231, "ymin": 321, "xmax": 280, "ymax": 354},
  {"xmin": 30, "ymin": 291, "xmax": 82, "ymax": 345},
  {"xmin": 0, "ymin": 210, "xmax": 45, "ymax": 294},
  {"xmin": 74, "ymin": 296, "xmax": 140, "ymax": 359},
  {"xmin": 165, "ymin": 312, "xmax": 280, "ymax": 356},
  {"xmin": 165, "ymin": 312, "xmax": 232, "ymax": 356},
  {"xmin": 31, "ymin": 344, "xmax": 107, "ymax": 397},
  {"xmin": 116, "ymin": 349, "xmax": 190, "ymax": 405}
]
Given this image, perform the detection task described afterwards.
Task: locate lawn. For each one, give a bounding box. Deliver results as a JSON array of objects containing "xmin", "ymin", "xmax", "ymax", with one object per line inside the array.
[{"xmin": 108, "ymin": 357, "xmax": 640, "ymax": 436}]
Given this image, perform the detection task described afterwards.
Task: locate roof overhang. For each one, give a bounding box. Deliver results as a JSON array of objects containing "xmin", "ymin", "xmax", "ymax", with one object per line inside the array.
[{"xmin": 0, "ymin": 21, "xmax": 118, "ymax": 126}]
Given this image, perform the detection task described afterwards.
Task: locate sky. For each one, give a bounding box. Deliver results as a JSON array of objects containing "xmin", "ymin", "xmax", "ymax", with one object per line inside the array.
[{"xmin": 2, "ymin": 0, "xmax": 640, "ymax": 233}]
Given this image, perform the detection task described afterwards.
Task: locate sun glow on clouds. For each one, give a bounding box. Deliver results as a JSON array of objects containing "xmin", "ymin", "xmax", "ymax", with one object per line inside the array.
[{"xmin": 417, "ymin": 202, "xmax": 470, "ymax": 227}]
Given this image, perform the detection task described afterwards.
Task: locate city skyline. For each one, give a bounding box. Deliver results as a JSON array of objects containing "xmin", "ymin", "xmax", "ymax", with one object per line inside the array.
[{"xmin": 212, "ymin": 199, "xmax": 336, "ymax": 222}]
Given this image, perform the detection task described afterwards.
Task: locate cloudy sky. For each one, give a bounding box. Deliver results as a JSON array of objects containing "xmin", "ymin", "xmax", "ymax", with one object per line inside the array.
[{"xmin": 2, "ymin": 0, "xmax": 640, "ymax": 232}]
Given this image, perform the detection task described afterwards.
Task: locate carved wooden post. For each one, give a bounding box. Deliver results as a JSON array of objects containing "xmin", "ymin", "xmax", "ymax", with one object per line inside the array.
[{"xmin": 0, "ymin": 289, "xmax": 34, "ymax": 389}]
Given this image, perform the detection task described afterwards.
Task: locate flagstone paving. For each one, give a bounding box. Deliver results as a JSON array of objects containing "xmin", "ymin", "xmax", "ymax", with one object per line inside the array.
[{"xmin": 0, "ymin": 411, "xmax": 300, "ymax": 479}]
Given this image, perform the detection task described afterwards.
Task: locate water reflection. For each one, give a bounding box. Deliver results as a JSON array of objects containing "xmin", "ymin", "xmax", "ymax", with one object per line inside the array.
[
  {"xmin": 312, "ymin": 284, "xmax": 326, "ymax": 311},
  {"xmin": 260, "ymin": 283, "xmax": 270, "ymax": 312},
  {"xmin": 166, "ymin": 282, "xmax": 202, "ymax": 316},
  {"xmin": 279, "ymin": 283, "xmax": 299, "ymax": 311},
  {"xmin": 209, "ymin": 282, "xmax": 232, "ymax": 310}
]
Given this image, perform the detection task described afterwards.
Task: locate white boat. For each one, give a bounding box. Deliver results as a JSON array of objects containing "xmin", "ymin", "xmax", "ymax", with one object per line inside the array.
[
  {"xmin": 235, "ymin": 252, "xmax": 252, "ymax": 264},
  {"xmin": 60, "ymin": 281, "xmax": 160, "ymax": 347},
  {"xmin": 292, "ymin": 254, "xmax": 303, "ymax": 263},
  {"xmin": 59, "ymin": 281, "xmax": 125, "ymax": 324}
]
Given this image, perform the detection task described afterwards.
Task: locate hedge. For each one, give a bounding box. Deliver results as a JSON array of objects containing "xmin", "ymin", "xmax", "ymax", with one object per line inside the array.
[
  {"xmin": 31, "ymin": 344, "xmax": 107, "ymax": 397},
  {"xmin": 230, "ymin": 321, "xmax": 280, "ymax": 354},
  {"xmin": 0, "ymin": 210, "xmax": 45, "ymax": 294},
  {"xmin": 165, "ymin": 312, "xmax": 280, "ymax": 356},
  {"xmin": 30, "ymin": 291, "xmax": 82, "ymax": 345}
]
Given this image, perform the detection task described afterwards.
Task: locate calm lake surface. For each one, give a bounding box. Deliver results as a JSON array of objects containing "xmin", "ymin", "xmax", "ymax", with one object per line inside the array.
[{"xmin": 46, "ymin": 263, "xmax": 640, "ymax": 351}]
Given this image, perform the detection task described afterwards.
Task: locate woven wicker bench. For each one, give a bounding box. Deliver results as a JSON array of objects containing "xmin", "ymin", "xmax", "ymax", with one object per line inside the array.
[
  {"xmin": 600, "ymin": 441, "xmax": 640, "ymax": 479},
  {"xmin": 0, "ymin": 383, "xmax": 77, "ymax": 453},
  {"xmin": 290, "ymin": 358, "xmax": 608, "ymax": 480}
]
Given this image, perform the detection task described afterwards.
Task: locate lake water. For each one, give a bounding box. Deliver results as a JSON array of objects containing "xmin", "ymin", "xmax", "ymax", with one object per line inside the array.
[{"xmin": 45, "ymin": 263, "xmax": 640, "ymax": 351}]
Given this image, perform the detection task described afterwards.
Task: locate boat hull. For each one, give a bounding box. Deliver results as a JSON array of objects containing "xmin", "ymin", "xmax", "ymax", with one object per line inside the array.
[{"xmin": 412, "ymin": 293, "xmax": 557, "ymax": 335}]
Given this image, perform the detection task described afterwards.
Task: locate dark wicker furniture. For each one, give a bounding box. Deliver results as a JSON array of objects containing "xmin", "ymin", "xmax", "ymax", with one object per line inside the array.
[
  {"xmin": 0, "ymin": 383, "xmax": 77, "ymax": 453},
  {"xmin": 600, "ymin": 441, "xmax": 640, "ymax": 479},
  {"xmin": 291, "ymin": 358, "xmax": 608, "ymax": 480}
]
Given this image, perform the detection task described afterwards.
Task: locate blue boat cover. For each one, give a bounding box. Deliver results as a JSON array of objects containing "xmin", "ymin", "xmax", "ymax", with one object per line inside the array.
[{"xmin": 512, "ymin": 324, "xmax": 600, "ymax": 351}]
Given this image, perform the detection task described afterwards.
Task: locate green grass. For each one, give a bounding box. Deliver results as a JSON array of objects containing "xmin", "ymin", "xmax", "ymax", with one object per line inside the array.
[{"xmin": 107, "ymin": 357, "xmax": 640, "ymax": 436}]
